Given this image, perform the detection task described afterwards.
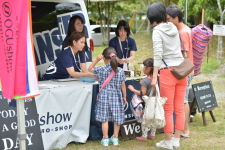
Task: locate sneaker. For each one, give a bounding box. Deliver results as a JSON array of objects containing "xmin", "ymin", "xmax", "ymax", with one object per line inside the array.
[
  {"xmin": 109, "ymin": 136, "xmax": 119, "ymax": 146},
  {"xmin": 172, "ymin": 137, "xmax": 180, "ymax": 149},
  {"xmin": 156, "ymin": 140, "xmax": 173, "ymax": 150},
  {"xmin": 100, "ymin": 138, "xmax": 109, "ymax": 146}
]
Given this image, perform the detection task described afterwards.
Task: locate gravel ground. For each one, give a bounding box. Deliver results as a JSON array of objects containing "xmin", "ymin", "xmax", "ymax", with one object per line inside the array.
[{"xmin": 192, "ymin": 63, "xmax": 225, "ymax": 103}]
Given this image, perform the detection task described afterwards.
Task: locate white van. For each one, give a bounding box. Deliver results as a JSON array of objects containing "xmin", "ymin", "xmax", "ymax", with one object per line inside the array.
[{"xmin": 31, "ymin": 0, "xmax": 93, "ymax": 80}]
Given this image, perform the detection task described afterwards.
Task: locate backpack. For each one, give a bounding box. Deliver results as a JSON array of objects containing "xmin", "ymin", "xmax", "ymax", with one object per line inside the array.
[
  {"xmin": 191, "ymin": 24, "xmax": 213, "ymax": 76},
  {"xmin": 130, "ymin": 93, "xmax": 144, "ymax": 123}
]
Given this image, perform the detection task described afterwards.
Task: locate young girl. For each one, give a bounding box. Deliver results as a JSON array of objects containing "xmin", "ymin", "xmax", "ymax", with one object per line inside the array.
[
  {"xmin": 128, "ymin": 58, "xmax": 156, "ymax": 142},
  {"xmin": 88, "ymin": 47, "xmax": 127, "ymax": 147}
]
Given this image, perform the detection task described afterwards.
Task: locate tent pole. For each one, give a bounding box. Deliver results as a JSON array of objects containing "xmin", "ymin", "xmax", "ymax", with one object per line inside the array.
[{"xmin": 17, "ymin": 99, "xmax": 27, "ymax": 150}]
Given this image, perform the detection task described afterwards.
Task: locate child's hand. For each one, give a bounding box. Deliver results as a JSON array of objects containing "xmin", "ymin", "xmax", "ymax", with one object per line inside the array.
[
  {"xmin": 96, "ymin": 55, "xmax": 103, "ymax": 62},
  {"xmin": 128, "ymin": 85, "xmax": 135, "ymax": 91},
  {"xmin": 123, "ymin": 97, "xmax": 127, "ymax": 105}
]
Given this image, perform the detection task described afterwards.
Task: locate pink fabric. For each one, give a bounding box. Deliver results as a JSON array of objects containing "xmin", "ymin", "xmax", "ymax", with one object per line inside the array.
[
  {"xmin": 179, "ymin": 25, "xmax": 194, "ymax": 76},
  {"xmin": 160, "ymin": 69, "xmax": 187, "ymax": 132},
  {"xmin": 99, "ymin": 71, "xmax": 115, "ymax": 92},
  {"xmin": 109, "ymin": 53, "xmax": 116, "ymax": 57},
  {"xmin": 0, "ymin": 0, "xmax": 28, "ymax": 99}
]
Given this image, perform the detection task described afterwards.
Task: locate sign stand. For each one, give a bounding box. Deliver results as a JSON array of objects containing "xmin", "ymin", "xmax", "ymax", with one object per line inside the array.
[
  {"xmin": 201, "ymin": 108, "xmax": 216, "ymax": 126},
  {"xmin": 190, "ymin": 98, "xmax": 216, "ymax": 125},
  {"xmin": 17, "ymin": 99, "xmax": 27, "ymax": 150},
  {"xmin": 191, "ymin": 81, "xmax": 218, "ymax": 126}
]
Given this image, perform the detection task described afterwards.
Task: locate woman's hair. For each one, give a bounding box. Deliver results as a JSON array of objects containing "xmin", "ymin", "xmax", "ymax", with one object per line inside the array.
[
  {"xmin": 65, "ymin": 32, "xmax": 86, "ymax": 53},
  {"xmin": 102, "ymin": 47, "xmax": 118, "ymax": 73},
  {"xmin": 166, "ymin": 5, "xmax": 183, "ymax": 22},
  {"xmin": 67, "ymin": 15, "xmax": 84, "ymax": 36},
  {"xmin": 115, "ymin": 20, "xmax": 130, "ymax": 37},
  {"xmin": 143, "ymin": 58, "xmax": 154, "ymax": 76},
  {"xmin": 147, "ymin": 2, "xmax": 167, "ymax": 25}
]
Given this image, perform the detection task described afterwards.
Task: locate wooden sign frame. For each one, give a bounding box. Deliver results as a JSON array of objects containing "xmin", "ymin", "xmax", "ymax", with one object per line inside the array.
[{"xmin": 190, "ymin": 81, "xmax": 217, "ymax": 125}]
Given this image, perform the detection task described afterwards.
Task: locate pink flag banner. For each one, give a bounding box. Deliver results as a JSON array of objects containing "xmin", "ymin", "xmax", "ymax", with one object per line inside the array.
[
  {"xmin": 21, "ymin": 9, "xmax": 39, "ymax": 99},
  {"xmin": 0, "ymin": 0, "xmax": 39, "ymax": 99}
]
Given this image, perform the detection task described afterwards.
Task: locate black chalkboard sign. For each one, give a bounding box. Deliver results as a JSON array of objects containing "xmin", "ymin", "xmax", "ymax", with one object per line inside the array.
[
  {"xmin": 0, "ymin": 91, "xmax": 44, "ymax": 150},
  {"xmin": 192, "ymin": 81, "xmax": 218, "ymax": 112}
]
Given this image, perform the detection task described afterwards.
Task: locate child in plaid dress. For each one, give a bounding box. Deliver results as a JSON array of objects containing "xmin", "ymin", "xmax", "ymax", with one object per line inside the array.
[
  {"xmin": 88, "ymin": 47, "xmax": 126, "ymax": 146},
  {"xmin": 128, "ymin": 58, "xmax": 156, "ymax": 141}
]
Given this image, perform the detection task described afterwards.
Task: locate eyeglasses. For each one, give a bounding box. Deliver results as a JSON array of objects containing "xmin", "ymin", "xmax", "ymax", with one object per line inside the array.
[{"xmin": 75, "ymin": 23, "xmax": 84, "ymax": 26}]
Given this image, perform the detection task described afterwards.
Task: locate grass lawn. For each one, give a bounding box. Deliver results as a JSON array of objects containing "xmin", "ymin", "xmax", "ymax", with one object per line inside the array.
[{"xmin": 55, "ymin": 32, "xmax": 225, "ymax": 150}]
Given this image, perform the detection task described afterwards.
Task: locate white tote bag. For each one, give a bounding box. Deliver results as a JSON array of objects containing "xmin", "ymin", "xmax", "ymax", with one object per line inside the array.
[{"xmin": 142, "ymin": 84, "xmax": 168, "ymax": 129}]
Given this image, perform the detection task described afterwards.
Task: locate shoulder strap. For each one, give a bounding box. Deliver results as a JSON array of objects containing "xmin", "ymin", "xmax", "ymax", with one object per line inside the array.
[{"xmin": 99, "ymin": 71, "xmax": 116, "ymax": 93}]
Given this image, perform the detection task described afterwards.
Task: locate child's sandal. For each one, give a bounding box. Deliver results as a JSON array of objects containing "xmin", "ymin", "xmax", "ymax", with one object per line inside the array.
[
  {"xmin": 147, "ymin": 135, "xmax": 155, "ymax": 140},
  {"xmin": 136, "ymin": 136, "xmax": 147, "ymax": 142}
]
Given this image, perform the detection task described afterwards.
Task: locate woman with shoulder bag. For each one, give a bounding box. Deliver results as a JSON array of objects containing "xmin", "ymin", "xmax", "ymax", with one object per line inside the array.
[{"xmin": 147, "ymin": 2, "xmax": 187, "ymax": 150}]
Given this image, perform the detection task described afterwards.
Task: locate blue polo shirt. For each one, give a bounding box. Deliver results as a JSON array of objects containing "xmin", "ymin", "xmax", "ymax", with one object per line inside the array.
[
  {"xmin": 109, "ymin": 36, "xmax": 137, "ymax": 68},
  {"xmin": 44, "ymin": 47, "xmax": 86, "ymax": 80}
]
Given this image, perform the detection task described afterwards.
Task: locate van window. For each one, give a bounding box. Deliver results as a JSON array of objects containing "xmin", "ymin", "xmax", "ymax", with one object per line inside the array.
[
  {"xmin": 32, "ymin": 2, "xmax": 81, "ymax": 33},
  {"xmin": 93, "ymin": 27, "xmax": 101, "ymax": 33},
  {"xmin": 92, "ymin": 27, "xmax": 116, "ymax": 33}
]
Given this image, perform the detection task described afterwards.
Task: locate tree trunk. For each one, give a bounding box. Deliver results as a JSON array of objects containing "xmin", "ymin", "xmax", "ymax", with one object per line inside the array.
[
  {"xmin": 217, "ymin": 0, "xmax": 224, "ymax": 62},
  {"xmin": 140, "ymin": 0, "xmax": 151, "ymax": 33},
  {"xmin": 217, "ymin": 15, "xmax": 224, "ymax": 62}
]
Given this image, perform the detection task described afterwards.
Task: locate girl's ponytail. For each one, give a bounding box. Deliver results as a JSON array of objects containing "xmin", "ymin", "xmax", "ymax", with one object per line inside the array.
[
  {"xmin": 110, "ymin": 54, "xmax": 118, "ymax": 73},
  {"xmin": 102, "ymin": 47, "xmax": 118, "ymax": 73}
]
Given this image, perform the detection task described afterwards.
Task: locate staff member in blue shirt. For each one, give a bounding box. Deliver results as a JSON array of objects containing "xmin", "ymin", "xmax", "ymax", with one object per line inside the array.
[
  {"xmin": 43, "ymin": 32, "xmax": 94, "ymax": 80},
  {"xmin": 109, "ymin": 20, "xmax": 137, "ymax": 68},
  {"xmin": 62, "ymin": 14, "xmax": 91, "ymax": 64}
]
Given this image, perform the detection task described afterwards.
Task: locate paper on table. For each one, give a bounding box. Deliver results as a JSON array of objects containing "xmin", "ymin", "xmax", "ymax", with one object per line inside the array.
[
  {"xmin": 56, "ymin": 78, "xmax": 79, "ymax": 82},
  {"xmin": 38, "ymin": 84, "xmax": 65, "ymax": 89},
  {"xmin": 122, "ymin": 58, "xmax": 128, "ymax": 71},
  {"xmin": 123, "ymin": 63, "xmax": 128, "ymax": 71}
]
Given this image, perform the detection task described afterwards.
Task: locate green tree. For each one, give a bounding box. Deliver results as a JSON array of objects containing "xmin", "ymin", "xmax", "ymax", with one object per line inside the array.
[
  {"xmin": 178, "ymin": 0, "xmax": 225, "ymax": 25},
  {"xmin": 178, "ymin": 0, "xmax": 225, "ymax": 61},
  {"xmin": 32, "ymin": 8, "xmax": 76, "ymax": 33},
  {"xmin": 87, "ymin": 1, "xmax": 123, "ymax": 45}
]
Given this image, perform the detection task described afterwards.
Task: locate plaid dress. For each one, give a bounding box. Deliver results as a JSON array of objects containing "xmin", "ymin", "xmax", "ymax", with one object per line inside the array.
[{"xmin": 93, "ymin": 63, "xmax": 126, "ymax": 125}]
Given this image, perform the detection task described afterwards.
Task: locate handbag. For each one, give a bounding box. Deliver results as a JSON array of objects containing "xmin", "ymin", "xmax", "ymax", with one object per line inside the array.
[
  {"xmin": 142, "ymin": 84, "xmax": 168, "ymax": 129},
  {"xmin": 162, "ymin": 36, "xmax": 194, "ymax": 80}
]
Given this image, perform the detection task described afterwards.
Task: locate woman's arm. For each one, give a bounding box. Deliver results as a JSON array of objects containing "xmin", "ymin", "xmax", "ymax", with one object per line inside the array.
[
  {"xmin": 88, "ymin": 55, "xmax": 103, "ymax": 72},
  {"xmin": 151, "ymin": 66, "xmax": 159, "ymax": 87},
  {"xmin": 66, "ymin": 67, "xmax": 95, "ymax": 78},
  {"xmin": 116, "ymin": 57, "xmax": 125, "ymax": 64},
  {"xmin": 80, "ymin": 63, "xmax": 89, "ymax": 73},
  {"xmin": 180, "ymin": 31, "xmax": 191, "ymax": 58},
  {"xmin": 121, "ymin": 82, "xmax": 127, "ymax": 105},
  {"xmin": 124, "ymin": 51, "xmax": 135, "ymax": 63}
]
